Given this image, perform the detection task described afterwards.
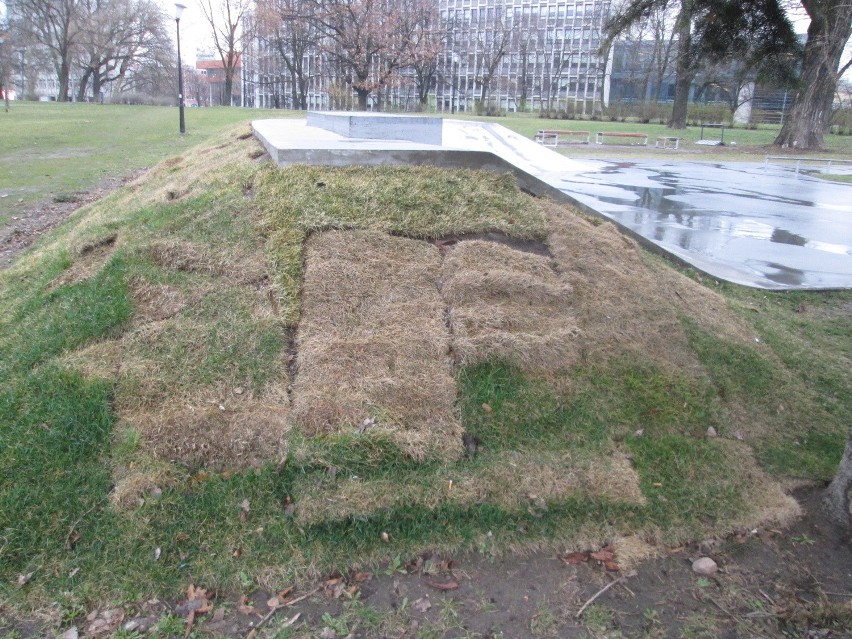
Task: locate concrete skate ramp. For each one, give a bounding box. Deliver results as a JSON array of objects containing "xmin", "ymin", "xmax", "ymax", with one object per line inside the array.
[{"xmin": 252, "ymin": 113, "xmax": 852, "ymax": 291}]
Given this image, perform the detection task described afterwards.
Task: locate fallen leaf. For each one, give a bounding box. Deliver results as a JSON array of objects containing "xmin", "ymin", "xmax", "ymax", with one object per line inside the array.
[
  {"xmin": 278, "ymin": 586, "xmax": 295, "ymax": 600},
  {"xmin": 319, "ymin": 628, "xmax": 337, "ymax": 639},
  {"xmin": 239, "ymin": 499, "xmax": 250, "ymax": 522},
  {"xmin": 590, "ymin": 547, "xmax": 616, "ymax": 562},
  {"xmin": 16, "ymin": 572, "xmax": 34, "ymax": 587},
  {"xmin": 61, "ymin": 627, "xmax": 79, "ymax": 639},
  {"xmin": 353, "ymin": 571, "xmax": 373, "ymax": 583},
  {"xmin": 427, "ymin": 579, "xmax": 459, "ymax": 591},
  {"xmin": 561, "ymin": 552, "xmax": 589, "ymax": 565},
  {"xmin": 236, "ymin": 596, "xmax": 256, "ymax": 615},
  {"xmin": 604, "ymin": 561, "xmax": 620, "ymax": 572},
  {"xmin": 413, "ymin": 597, "xmax": 432, "ymax": 612},
  {"xmin": 481, "ymin": 403, "xmax": 492, "ymax": 413}
]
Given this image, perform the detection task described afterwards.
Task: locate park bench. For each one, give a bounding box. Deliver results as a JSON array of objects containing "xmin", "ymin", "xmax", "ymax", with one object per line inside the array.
[
  {"xmin": 595, "ymin": 131, "xmax": 648, "ymax": 146},
  {"xmin": 655, "ymin": 136, "xmax": 681, "ymax": 150},
  {"xmin": 535, "ymin": 129, "xmax": 591, "ymax": 146},
  {"xmin": 696, "ymin": 122, "xmax": 727, "ymax": 146}
]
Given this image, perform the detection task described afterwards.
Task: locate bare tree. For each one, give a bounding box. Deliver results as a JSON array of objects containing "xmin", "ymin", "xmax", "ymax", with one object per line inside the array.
[
  {"xmin": 774, "ymin": 0, "xmax": 852, "ymax": 149},
  {"xmin": 75, "ymin": 0, "xmax": 169, "ymax": 101},
  {"xmin": 472, "ymin": 1, "xmax": 514, "ymax": 113},
  {"xmin": 15, "ymin": 0, "xmax": 83, "ymax": 101},
  {"xmin": 255, "ymin": 0, "xmax": 320, "ymax": 110},
  {"xmin": 405, "ymin": 0, "xmax": 444, "ymax": 109},
  {"xmin": 604, "ymin": 0, "xmax": 797, "ymax": 129},
  {"xmin": 308, "ymin": 0, "xmax": 421, "ymax": 111},
  {"xmin": 199, "ymin": 0, "xmax": 250, "ymax": 106}
]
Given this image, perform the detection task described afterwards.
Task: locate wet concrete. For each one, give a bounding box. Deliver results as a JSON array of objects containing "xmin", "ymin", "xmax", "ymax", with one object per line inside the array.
[
  {"xmin": 555, "ymin": 160, "xmax": 852, "ymax": 289},
  {"xmin": 253, "ymin": 114, "xmax": 852, "ymax": 291}
]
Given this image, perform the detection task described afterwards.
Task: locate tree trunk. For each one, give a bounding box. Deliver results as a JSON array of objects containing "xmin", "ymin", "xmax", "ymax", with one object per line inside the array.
[
  {"xmin": 825, "ymin": 435, "xmax": 852, "ymax": 527},
  {"xmin": 356, "ymin": 87, "xmax": 369, "ymax": 110},
  {"xmin": 58, "ymin": 56, "xmax": 71, "ymax": 102},
  {"xmin": 224, "ymin": 73, "xmax": 234, "ymax": 106},
  {"xmin": 669, "ymin": 11, "xmax": 692, "ymax": 129},
  {"xmin": 774, "ymin": 1, "xmax": 852, "ymax": 150},
  {"xmin": 77, "ymin": 67, "xmax": 93, "ymax": 102}
]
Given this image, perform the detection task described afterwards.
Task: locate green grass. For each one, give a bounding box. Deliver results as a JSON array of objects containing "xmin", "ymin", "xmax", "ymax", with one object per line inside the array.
[
  {"xmin": 0, "ymin": 108, "xmax": 849, "ymax": 628},
  {"xmin": 818, "ymin": 172, "xmax": 852, "ymax": 183},
  {"xmin": 0, "ymin": 102, "xmax": 295, "ymax": 223}
]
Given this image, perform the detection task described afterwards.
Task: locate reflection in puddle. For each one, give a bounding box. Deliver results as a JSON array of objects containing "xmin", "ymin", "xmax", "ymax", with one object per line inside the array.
[
  {"xmin": 560, "ymin": 160, "xmax": 852, "ymax": 289},
  {"xmin": 771, "ymin": 229, "xmax": 807, "ymax": 247},
  {"xmin": 764, "ymin": 262, "xmax": 806, "ymax": 286}
]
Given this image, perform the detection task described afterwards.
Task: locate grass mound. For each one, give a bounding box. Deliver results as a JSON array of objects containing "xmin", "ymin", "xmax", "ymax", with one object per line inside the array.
[{"xmin": 0, "ymin": 126, "xmax": 848, "ymax": 618}]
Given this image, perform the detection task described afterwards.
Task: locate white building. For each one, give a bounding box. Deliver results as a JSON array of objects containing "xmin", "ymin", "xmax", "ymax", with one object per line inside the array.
[{"xmin": 242, "ymin": 0, "xmax": 612, "ymax": 113}]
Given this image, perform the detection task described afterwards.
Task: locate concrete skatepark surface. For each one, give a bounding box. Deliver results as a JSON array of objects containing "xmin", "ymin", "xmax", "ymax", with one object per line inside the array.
[{"xmin": 252, "ymin": 114, "xmax": 852, "ymax": 291}]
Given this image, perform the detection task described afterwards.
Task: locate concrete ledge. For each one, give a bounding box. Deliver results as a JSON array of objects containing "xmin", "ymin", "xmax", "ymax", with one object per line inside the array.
[{"xmin": 307, "ymin": 111, "xmax": 443, "ymax": 145}]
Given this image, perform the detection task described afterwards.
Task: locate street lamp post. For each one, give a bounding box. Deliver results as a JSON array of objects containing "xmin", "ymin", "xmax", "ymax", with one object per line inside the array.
[
  {"xmin": 451, "ymin": 53, "xmax": 459, "ymax": 115},
  {"xmin": 18, "ymin": 50, "xmax": 25, "ymax": 101},
  {"xmin": 175, "ymin": 3, "xmax": 187, "ymax": 134},
  {"xmin": 0, "ymin": 37, "xmax": 9, "ymax": 113}
]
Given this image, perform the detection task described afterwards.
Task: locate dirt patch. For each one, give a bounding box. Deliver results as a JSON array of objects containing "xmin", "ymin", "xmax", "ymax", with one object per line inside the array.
[
  {"xmin": 0, "ymin": 170, "xmax": 144, "ymax": 269},
  {"xmin": 291, "ymin": 230, "xmax": 461, "ymax": 461},
  {"xmin": 13, "ymin": 485, "xmax": 844, "ymax": 639},
  {"xmin": 441, "ymin": 239, "xmax": 581, "ymax": 372}
]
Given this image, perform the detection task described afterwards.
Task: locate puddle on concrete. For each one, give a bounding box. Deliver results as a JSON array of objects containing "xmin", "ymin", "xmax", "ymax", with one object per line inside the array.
[{"xmin": 558, "ymin": 160, "xmax": 852, "ymax": 290}]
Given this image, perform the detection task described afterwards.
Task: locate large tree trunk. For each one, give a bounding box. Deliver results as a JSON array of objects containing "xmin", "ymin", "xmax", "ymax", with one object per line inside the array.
[
  {"xmin": 774, "ymin": 0, "xmax": 852, "ymax": 149},
  {"xmin": 77, "ymin": 67, "xmax": 93, "ymax": 102},
  {"xmin": 224, "ymin": 73, "xmax": 234, "ymax": 106},
  {"xmin": 57, "ymin": 56, "xmax": 72, "ymax": 102},
  {"xmin": 669, "ymin": 10, "xmax": 692, "ymax": 129},
  {"xmin": 825, "ymin": 435, "xmax": 852, "ymax": 527}
]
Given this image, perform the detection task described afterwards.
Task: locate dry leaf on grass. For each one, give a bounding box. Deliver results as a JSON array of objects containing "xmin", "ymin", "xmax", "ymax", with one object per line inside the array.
[{"xmin": 561, "ymin": 552, "xmax": 589, "ymax": 565}]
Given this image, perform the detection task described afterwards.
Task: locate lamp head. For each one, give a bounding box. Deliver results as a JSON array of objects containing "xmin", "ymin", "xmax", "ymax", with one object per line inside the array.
[{"xmin": 174, "ymin": 3, "xmax": 186, "ymax": 21}]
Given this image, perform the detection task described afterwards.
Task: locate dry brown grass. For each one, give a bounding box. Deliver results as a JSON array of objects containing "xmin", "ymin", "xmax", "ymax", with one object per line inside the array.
[
  {"xmin": 441, "ymin": 240, "xmax": 581, "ymax": 372},
  {"xmin": 125, "ymin": 388, "xmax": 291, "ymax": 471},
  {"xmin": 46, "ymin": 234, "xmax": 118, "ymax": 290},
  {"xmin": 541, "ymin": 200, "xmax": 755, "ymax": 375},
  {"xmin": 139, "ymin": 239, "xmax": 268, "ymax": 285},
  {"xmin": 292, "ymin": 450, "xmax": 645, "ymax": 524},
  {"xmin": 722, "ymin": 440, "xmax": 802, "ymax": 529},
  {"xmin": 291, "ymin": 230, "xmax": 462, "ymax": 461},
  {"xmin": 128, "ymin": 276, "xmax": 189, "ymax": 323}
]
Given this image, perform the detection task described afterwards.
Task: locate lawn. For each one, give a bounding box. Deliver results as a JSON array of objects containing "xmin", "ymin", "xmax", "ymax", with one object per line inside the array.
[
  {"xmin": 0, "ymin": 102, "xmax": 296, "ymax": 225},
  {"xmin": 0, "ymin": 103, "xmax": 849, "ymax": 638}
]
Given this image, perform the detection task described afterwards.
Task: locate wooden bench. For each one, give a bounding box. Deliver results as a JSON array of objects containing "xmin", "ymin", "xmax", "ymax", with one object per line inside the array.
[
  {"xmin": 535, "ymin": 129, "xmax": 591, "ymax": 146},
  {"xmin": 655, "ymin": 136, "xmax": 681, "ymax": 150},
  {"xmin": 595, "ymin": 132, "xmax": 648, "ymax": 146}
]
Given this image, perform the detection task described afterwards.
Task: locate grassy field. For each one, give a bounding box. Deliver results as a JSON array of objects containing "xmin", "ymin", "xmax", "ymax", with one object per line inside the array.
[
  {"xmin": 0, "ymin": 102, "xmax": 294, "ymax": 225},
  {"xmin": 0, "ymin": 104, "xmax": 850, "ymax": 637}
]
